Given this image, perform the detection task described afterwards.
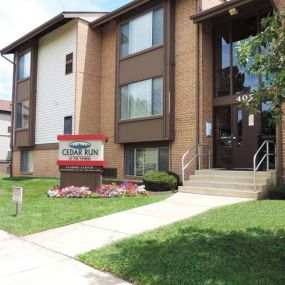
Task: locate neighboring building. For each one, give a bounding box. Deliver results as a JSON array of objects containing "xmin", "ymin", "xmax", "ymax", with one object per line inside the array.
[
  {"xmin": 0, "ymin": 100, "xmax": 11, "ymax": 174},
  {"xmin": 1, "ymin": 0, "xmax": 285, "ymax": 184}
]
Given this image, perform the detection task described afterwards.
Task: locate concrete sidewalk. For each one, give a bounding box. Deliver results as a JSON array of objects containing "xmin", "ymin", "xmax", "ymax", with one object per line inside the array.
[
  {"xmin": 1, "ymin": 193, "xmax": 252, "ymax": 285},
  {"xmin": 0, "ymin": 230, "xmax": 130, "ymax": 285},
  {"xmin": 24, "ymin": 193, "xmax": 252, "ymax": 257}
]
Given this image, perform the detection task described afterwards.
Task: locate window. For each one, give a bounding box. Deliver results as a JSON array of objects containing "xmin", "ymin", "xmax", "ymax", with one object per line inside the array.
[
  {"xmin": 8, "ymin": 126, "xmax": 11, "ymax": 133},
  {"xmin": 18, "ymin": 51, "xmax": 31, "ymax": 80},
  {"xmin": 21, "ymin": 151, "xmax": 33, "ymax": 173},
  {"xmin": 120, "ymin": 7, "xmax": 164, "ymax": 57},
  {"xmin": 65, "ymin": 53, "xmax": 73, "ymax": 75},
  {"xmin": 16, "ymin": 100, "xmax": 29, "ymax": 129},
  {"xmin": 215, "ymin": 14, "xmax": 263, "ymax": 97},
  {"xmin": 125, "ymin": 147, "xmax": 169, "ymax": 176},
  {"xmin": 7, "ymin": 151, "xmax": 11, "ymax": 161},
  {"xmin": 64, "ymin": 116, "xmax": 72, "ymax": 134},
  {"xmin": 120, "ymin": 77, "xmax": 163, "ymax": 120}
]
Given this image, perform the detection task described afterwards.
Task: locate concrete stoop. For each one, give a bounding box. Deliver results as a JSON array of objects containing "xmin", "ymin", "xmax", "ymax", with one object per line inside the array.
[{"xmin": 179, "ymin": 170, "xmax": 277, "ymax": 200}]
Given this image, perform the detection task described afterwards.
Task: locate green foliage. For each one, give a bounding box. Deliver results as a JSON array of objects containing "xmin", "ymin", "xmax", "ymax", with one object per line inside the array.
[
  {"xmin": 237, "ymin": 9, "xmax": 285, "ymax": 123},
  {"xmin": 79, "ymin": 201, "xmax": 285, "ymax": 285},
  {"xmin": 0, "ymin": 177, "xmax": 169, "ymax": 236},
  {"xmin": 143, "ymin": 171, "xmax": 177, "ymax": 191},
  {"xmin": 268, "ymin": 186, "xmax": 285, "ymax": 200},
  {"xmin": 165, "ymin": 171, "xmax": 181, "ymax": 187}
]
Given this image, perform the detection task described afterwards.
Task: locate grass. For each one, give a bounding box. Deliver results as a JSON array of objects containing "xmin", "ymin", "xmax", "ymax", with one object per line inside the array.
[
  {"xmin": 79, "ymin": 200, "xmax": 285, "ymax": 285},
  {"xmin": 0, "ymin": 176, "xmax": 170, "ymax": 236}
]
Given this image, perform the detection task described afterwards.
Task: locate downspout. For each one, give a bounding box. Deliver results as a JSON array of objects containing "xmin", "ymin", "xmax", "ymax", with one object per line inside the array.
[
  {"xmin": 1, "ymin": 53, "xmax": 15, "ymax": 178},
  {"xmin": 195, "ymin": 0, "xmax": 201, "ymax": 168}
]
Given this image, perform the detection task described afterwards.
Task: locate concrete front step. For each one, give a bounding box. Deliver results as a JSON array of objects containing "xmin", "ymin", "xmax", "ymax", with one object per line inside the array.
[
  {"xmin": 181, "ymin": 170, "xmax": 276, "ymax": 200},
  {"xmin": 195, "ymin": 170, "xmax": 272, "ymax": 178},
  {"xmin": 189, "ymin": 175, "xmax": 269, "ymax": 184},
  {"xmin": 178, "ymin": 186, "xmax": 265, "ymax": 199},
  {"xmin": 184, "ymin": 180, "xmax": 267, "ymax": 191}
]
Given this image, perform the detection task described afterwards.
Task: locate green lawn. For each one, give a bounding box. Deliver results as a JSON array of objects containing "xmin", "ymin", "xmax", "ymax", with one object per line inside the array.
[
  {"xmin": 79, "ymin": 200, "xmax": 285, "ymax": 285},
  {"xmin": 0, "ymin": 176, "xmax": 169, "ymax": 236}
]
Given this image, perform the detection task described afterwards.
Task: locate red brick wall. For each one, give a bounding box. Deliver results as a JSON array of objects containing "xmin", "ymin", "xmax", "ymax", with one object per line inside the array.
[{"xmin": 171, "ymin": 0, "xmax": 198, "ymax": 180}]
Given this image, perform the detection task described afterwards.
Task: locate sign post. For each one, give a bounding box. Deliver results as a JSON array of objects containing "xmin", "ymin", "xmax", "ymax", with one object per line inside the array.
[
  {"xmin": 12, "ymin": 187, "xmax": 23, "ymax": 216},
  {"xmin": 57, "ymin": 135, "xmax": 108, "ymax": 190}
]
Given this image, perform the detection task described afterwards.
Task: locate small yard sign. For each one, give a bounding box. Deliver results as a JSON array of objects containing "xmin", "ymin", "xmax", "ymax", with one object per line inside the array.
[
  {"xmin": 12, "ymin": 187, "xmax": 23, "ymax": 204},
  {"xmin": 12, "ymin": 187, "xmax": 23, "ymax": 216}
]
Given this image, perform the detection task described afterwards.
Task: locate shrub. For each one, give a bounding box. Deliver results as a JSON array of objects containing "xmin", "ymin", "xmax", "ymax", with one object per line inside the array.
[
  {"xmin": 143, "ymin": 171, "xmax": 177, "ymax": 191},
  {"xmin": 268, "ymin": 187, "xmax": 285, "ymax": 200},
  {"xmin": 165, "ymin": 171, "xmax": 181, "ymax": 188}
]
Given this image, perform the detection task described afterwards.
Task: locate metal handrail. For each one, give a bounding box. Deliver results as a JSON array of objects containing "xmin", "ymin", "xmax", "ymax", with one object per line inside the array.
[
  {"xmin": 253, "ymin": 140, "xmax": 276, "ymax": 192},
  {"xmin": 182, "ymin": 144, "xmax": 211, "ymax": 185}
]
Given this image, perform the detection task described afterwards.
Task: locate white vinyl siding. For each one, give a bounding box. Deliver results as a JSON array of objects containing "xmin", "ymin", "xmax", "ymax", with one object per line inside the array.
[
  {"xmin": 36, "ymin": 21, "xmax": 76, "ymax": 144},
  {"xmin": 0, "ymin": 112, "xmax": 11, "ymax": 161}
]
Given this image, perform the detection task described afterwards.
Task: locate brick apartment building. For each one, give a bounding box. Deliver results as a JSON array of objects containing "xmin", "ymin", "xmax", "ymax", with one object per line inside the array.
[
  {"xmin": 1, "ymin": 0, "xmax": 285, "ymax": 188},
  {"xmin": 0, "ymin": 100, "xmax": 11, "ymax": 174}
]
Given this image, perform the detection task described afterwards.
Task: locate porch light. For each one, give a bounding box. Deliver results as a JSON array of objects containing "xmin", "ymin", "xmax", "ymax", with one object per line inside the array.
[{"xmin": 229, "ymin": 8, "xmax": 239, "ymax": 16}]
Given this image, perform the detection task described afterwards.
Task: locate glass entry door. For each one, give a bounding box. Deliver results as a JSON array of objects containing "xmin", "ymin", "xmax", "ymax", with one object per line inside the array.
[
  {"xmin": 214, "ymin": 105, "xmax": 261, "ymax": 169},
  {"xmin": 231, "ymin": 105, "xmax": 260, "ymax": 169}
]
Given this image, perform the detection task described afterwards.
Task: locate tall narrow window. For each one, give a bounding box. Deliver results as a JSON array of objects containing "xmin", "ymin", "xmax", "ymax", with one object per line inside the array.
[
  {"xmin": 120, "ymin": 77, "xmax": 163, "ymax": 120},
  {"xmin": 64, "ymin": 116, "xmax": 72, "ymax": 134},
  {"xmin": 232, "ymin": 15, "xmax": 258, "ymax": 95},
  {"xmin": 119, "ymin": 7, "xmax": 164, "ymax": 57},
  {"xmin": 18, "ymin": 51, "xmax": 31, "ymax": 80},
  {"xmin": 215, "ymin": 23, "xmax": 230, "ymax": 97},
  {"xmin": 16, "ymin": 100, "xmax": 29, "ymax": 129},
  {"xmin": 65, "ymin": 53, "xmax": 73, "ymax": 75},
  {"xmin": 21, "ymin": 151, "xmax": 33, "ymax": 173}
]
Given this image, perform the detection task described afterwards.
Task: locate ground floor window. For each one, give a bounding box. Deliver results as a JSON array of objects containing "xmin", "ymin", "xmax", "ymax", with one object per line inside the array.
[
  {"xmin": 125, "ymin": 147, "xmax": 169, "ymax": 176},
  {"xmin": 21, "ymin": 151, "xmax": 33, "ymax": 173}
]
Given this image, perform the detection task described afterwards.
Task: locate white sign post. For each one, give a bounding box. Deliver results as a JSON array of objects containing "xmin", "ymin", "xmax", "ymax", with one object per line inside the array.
[{"xmin": 12, "ymin": 187, "xmax": 23, "ymax": 216}]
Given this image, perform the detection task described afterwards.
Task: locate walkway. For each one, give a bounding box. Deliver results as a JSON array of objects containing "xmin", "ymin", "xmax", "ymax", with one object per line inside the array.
[
  {"xmin": 24, "ymin": 193, "xmax": 251, "ymax": 257},
  {"xmin": 1, "ymin": 193, "xmax": 252, "ymax": 284}
]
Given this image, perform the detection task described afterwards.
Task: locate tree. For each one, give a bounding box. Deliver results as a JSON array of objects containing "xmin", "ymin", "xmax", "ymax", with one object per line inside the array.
[{"xmin": 237, "ymin": 9, "xmax": 285, "ymax": 123}]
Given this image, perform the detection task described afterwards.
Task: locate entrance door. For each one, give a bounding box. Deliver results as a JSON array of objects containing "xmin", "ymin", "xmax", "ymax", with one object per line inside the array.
[
  {"xmin": 231, "ymin": 105, "xmax": 260, "ymax": 169},
  {"xmin": 214, "ymin": 105, "xmax": 261, "ymax": 169}
]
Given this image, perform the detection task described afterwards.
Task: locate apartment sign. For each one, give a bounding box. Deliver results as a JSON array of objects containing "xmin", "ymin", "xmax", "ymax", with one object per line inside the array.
[{"xmin": 57, "ymin": 135, "xmax": 107, "ymax": 167}]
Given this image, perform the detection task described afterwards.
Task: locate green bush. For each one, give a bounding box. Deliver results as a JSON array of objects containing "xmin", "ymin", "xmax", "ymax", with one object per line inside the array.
[
  {"xmin": 165, "ymin": 171, "xmax": 181, "ymax": 188},
  {"xmin": 268, "ymin": 187, "xmax": 285, "ymax": 200},
  {"xmin": 143, "ymin": 171, "xmax": 177, "ymax": 191}
]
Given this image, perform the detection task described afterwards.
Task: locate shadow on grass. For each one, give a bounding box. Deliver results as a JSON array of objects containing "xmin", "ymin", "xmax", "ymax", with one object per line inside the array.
[
  {"xmin": 2, "ymin": 177, "xmax": 58, "ymax": 182},
  {"xmin": 81, "ymin": 227, "xmax": 285, "ymax": 285}
]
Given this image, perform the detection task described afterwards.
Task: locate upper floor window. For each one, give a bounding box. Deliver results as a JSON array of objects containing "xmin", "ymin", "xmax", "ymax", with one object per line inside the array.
[
  {"xmin": 120, "ymin": 77, "xmax": 163, "ymax": 120},
  {"xmin": 65, "ymin": 53, "xmax": 73, "ymax": 75},
  {"xmin": 215, "ymin": 14, "xmax": 260, "ymax": 97},
  {"xmin": 18, "ymin": 51, "xmax": 31, "ymax": 80},
  {"xmin": 120, "ymin": 7, "xmax": 164, "ymax": 58},
  {"xmin": 16, "ymin": 100, "xmax": 29, "ymax": 129},
  {"xmin": 64, "ymin": 116, "xmax": 72, "ymax": 134}
]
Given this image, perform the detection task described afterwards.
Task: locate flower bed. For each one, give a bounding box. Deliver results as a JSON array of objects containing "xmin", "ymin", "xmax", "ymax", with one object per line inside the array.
[{"xmin": 47, "ymin": 182, "xmax": 148, "ymax": 199}]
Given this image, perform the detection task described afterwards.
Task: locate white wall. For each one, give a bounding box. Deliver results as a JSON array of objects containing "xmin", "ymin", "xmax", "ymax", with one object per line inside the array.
[
  {"xmin": 0, "ymin": 112, "xmax": 11, "ymax": 161},
  {"xmin": 36, "ymin": 21, "xmax": 77, "ymax": 144},
  {"xmin": 201, "ymin": 0, "xmax": 226, "ymax": 11}
]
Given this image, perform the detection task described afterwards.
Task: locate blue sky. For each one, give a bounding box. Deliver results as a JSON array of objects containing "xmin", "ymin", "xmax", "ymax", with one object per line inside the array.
[{"xmin": 0, "ymin": 0, "xmax": 132, "ymax": 101}]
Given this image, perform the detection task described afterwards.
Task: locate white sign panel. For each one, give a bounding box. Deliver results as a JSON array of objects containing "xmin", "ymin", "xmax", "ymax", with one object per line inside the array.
[
  {"xmin": 248, "ymin": 114, "xmax": 255, "ymax": 127},
  {"xmin": 58, "ymin": 140, "xmax": 104, "ymax": 162},
  {"xmin": 206, "ymin": 122, "xmax": 213, "ymax": 137},
  {"xmin": 12, "ymin": 187, "xmax": 23, "ymax": 204}
]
